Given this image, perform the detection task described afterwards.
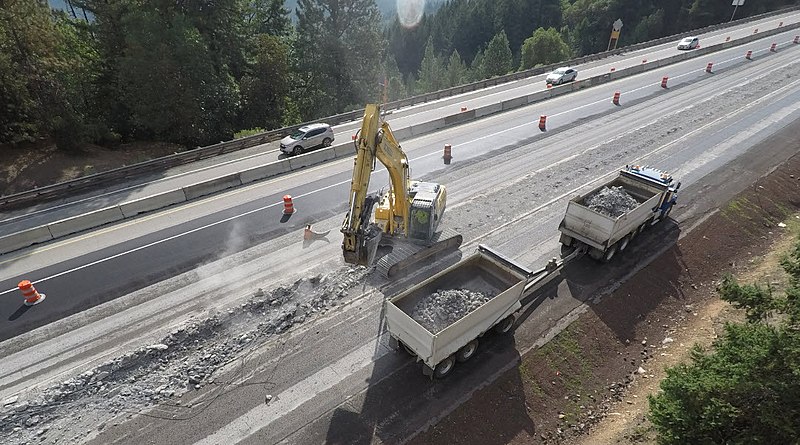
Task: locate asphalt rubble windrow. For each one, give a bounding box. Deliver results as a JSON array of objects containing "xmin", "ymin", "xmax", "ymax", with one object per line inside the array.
[{"xmin": 0, "ymin": 267, "xmax": 369, "ymax": 445}]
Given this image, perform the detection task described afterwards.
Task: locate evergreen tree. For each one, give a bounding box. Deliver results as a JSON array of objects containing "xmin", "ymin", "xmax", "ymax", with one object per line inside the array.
[
  {"xmin": 482, "ymin": 31, "xmax": 512, "ymax": 78},
  {"xmin": 417, "ymin": 37, "xmax": 446, "ymax": 93},
  {"xmin": 649, "ymin": 238, "xmax": 800, "ymax": 444},
  {"xmin": 294, "ymin": 0, "xmax": 386, "ymax": 118},
  {"xmin": 445, "ymin": 50, "xmax": 468, "ymax": 88},
  {"xmin": 519, "ymin": 27, "xmax": 571, "ymax": 70},
  {"xmin": 239, "ymin": 34, "xmax": 289, "ymax": 130}
]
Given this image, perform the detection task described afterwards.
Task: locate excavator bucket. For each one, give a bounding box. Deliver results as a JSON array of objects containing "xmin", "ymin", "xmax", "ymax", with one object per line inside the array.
[
  {"xmin": 343, "ymin": 224, "xmax": 383, "ymax": 267},
  {"xmin": 377, "ymin": 228, "xmax": 463, "ymax": 278}
]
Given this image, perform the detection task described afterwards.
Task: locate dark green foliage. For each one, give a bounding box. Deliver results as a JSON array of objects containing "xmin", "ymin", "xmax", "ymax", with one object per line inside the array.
[
  {"xmin": 2, "ymin": 0, "xmax": 799, "ymax": 153},
  {"xmin": 519, "ymin": 27, "xmax": 572, "ymax": 70},
  {"xmin": 649, "ymin": 236, "xmax": 800, "ymax": 444},
  {"xmin": 482, "ymin": 31, "xmax": 512, "ymax": 78}
]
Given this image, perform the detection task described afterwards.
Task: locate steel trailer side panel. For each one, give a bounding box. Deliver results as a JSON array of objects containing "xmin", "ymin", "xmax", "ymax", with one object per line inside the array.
[
  {"xmin": 384, "ymin": 249, "xmax": 528, "ymax": 369},
  {"xmin": 429, "ymin": 281, "xmax": 525, "ymax": 368},
  {"xmin": 384, "ymin": 303, "xmax": 435, "ymax": 360},
  {"xmin": 561, "ymin": 201, "xmax": 615, "ymax": 248}
]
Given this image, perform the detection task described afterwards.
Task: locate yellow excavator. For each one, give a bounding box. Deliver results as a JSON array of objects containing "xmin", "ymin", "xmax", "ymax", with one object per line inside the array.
[{"xmin": 341, "ymin": 103, "xmax": 463, "ymax": 277}]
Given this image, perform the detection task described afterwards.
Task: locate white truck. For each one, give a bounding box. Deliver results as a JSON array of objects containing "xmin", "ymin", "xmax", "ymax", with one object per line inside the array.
[
  {"xmin": 558, "ymin": 165, "xmax": 680, "ymax": 262},
  {"xmin": 384, "ymin": 244, "xmax": 579, "ymax": 378}
]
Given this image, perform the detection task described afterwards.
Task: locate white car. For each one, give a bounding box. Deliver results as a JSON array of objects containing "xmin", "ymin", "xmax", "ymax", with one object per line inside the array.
[
  {"xmin": 545, "ymin": 67, "xmax": 578, "ymax": 85},
  {"xmin": 280, "ymin": 123, "xmax": 335, "ymax": 156},
  {"xmin": 678, "ymin": 36, "xmax": 699, "ymax": 50}
]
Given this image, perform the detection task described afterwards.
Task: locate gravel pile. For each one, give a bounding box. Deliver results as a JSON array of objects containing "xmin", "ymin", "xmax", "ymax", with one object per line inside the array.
[
  {"xmin": 585, "ymin": 186, "xmax": 639, "ymax": 218},
  {"xmin": 410, "ymin": 289, "xmax": 494, "ymax": 333}
]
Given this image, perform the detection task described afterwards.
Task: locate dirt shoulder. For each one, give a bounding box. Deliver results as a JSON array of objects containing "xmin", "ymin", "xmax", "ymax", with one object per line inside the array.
[
  {"xmin": 408, "ymin": 149, "xmax": 800, "ymax": 444},
  {"xmin": 0, "ymin": 141, "xmax": 182, "ymax": 196}
]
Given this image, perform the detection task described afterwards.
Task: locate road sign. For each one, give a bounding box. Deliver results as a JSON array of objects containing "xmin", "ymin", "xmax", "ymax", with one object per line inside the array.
[
  {"xmin": 612, "ymin": 19, "xmax": 623, "ymax": 31},
  {"xmin": 732, "ymin": 0, "xmax": 745, "ymax": 6}
]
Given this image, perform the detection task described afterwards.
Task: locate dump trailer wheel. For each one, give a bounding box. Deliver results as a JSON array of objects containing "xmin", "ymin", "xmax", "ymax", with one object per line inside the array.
[
  {"xmin": 494, "ymin": 315, "xmax": 516, "ymax": 334},
  {"xmin": 400, "ymin": 341, "xmax": 416, "ymax": 356},
  {"xmin": 603, "ymin": 244, "xmax": 618, "ymax": 262},
  {"xmin": 434, "ymin": 355, "xmax": 456, "ymax": 379},
  {"xmin": 456, "ymin": 340, "xmax": 479, "ymax": 363},
  {"xmin": 618, "ymin": 235, "xmax": 631, "ymax": 252}
]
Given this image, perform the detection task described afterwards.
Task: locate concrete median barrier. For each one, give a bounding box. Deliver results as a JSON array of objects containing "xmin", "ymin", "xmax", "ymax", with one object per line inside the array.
[
  {"xmin": 391, "ymin": 127, "xmax": 413, "ymax": 141},
  {"xmin": 334, "ymin": 144, "xmax": 356, "ymax": 159},
  {"xmin": 410, "ymin": 119, "xmax": 445, "ymax": 137},
  {"xmin": 475, "ymin": 102, "xmax": 502, "ymax": 118},
  {"xmin": 48, "ymin": 206, "xmax": 125, "ymax": 239},
  {"xmin": 288, "ymin": 149, "xmax": 336, "ymax": 170},
  {"xmin": 239, "ymin": 159, "xmax": 291, "ymax": 184},
  {"xmin": 119, "ymin": 189, "xmax": 188, "ymax": 218},
  {"xmin": 0, "ymin": 226, "xmax": 54, "ymax": 255},
  {"xmin": 182, "ymin": 173, "xmax": 243, "ymax": 201},
  {"xmin": 501, "ymin": 96, "xmax": 527, "ymax": 111},
  {"xmin": 444, "ymin": 109, "xmax": 476, "ymax": 125}
]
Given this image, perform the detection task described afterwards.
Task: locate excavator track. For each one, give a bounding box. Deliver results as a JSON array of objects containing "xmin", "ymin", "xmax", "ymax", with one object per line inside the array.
[{"xmin": 375, "ymin": 228, "xmax": 464, "ymax": 279}]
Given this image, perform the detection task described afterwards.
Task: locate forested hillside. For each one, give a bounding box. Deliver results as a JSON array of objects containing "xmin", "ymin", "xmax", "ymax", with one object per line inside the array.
[{"xmin": 1, "ymin": 0, "xmax": 796, "ymax": 151}]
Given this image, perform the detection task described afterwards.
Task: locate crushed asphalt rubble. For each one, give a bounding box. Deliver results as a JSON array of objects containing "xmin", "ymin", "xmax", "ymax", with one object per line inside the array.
[
  {"xmin": 0, "ymin": 266, "xmax": 369, "ymax": 445},
  {"xmin": 410, "ymin": 289, "xmax": 494, "ymax": 333},
  {"xmin": 585, "ymin": 186, "xmax": 639, "ymax": 218}
]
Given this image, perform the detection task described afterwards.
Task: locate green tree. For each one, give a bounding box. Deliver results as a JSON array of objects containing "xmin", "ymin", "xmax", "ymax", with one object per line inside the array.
[
  {"xmin": 482, "ymin": 30, "xmax": 512, "ymax": 78},
  {"xmin": 244, "ymin": 0, "xmax": 292, "ymax": 37},
  {"xmin": 294, "ymin": 0, "xmax": 386, "ymax": 118},
  {"xmin": 519, "ymin": 27, "xmax": 571, "ymax": 70},
  {"xmin": 119, "ymin": 10, "xmax": 240, "ymax": 145},
  {"xmin": 469, "ymin": 48, "xmax": 485, "ymax": 81},
  {"xmin": 417, "ymin": 37, "xmax": 446, "ymax": 93},
  {"xmin": 445, "ymin": 49, "xmax": 468, "ymax": 88},
  {"xmin": 649, "ymin": 238, "xmax": 800, "ymax": 444},
  {"xmin": 239, "ymin": 34, "xmax": 289, "ymax": 130}
]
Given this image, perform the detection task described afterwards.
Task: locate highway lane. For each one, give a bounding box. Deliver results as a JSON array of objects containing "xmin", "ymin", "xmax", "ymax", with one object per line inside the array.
[
  {"xmin": 2, "ymin": 37, "xmax": 799, "ymax": 341},
  {"xmin": 83, "ymin": 51, "xmax": 800, "ymax": 444},
  {"xmin": 1, "ymin": 11, "xmax": 798, "ymax": 233}
]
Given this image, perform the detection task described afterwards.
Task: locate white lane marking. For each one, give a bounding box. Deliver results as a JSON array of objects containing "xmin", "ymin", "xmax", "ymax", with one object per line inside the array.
[
  {"xmin": 193, "ymin": 337, "xmax": 388, "ymax": 445},
  {"xmin": 3, "ymin": 52, "xmax": 798, "ymax": 294}
]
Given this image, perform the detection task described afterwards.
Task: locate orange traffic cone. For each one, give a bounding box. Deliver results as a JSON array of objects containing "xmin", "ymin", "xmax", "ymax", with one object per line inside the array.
[{"xmin": 18, "ymin": 280, "xmax": 46, "ymax": 306}]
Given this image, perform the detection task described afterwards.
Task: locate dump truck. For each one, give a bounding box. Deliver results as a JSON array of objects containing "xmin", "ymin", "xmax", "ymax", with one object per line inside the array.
[
  {"xmin": 558, "ymin": 165, "xmax": 680, "ymax": 262},
  {"xmin": 384, "ymin": 244, "xmax": 582, "ymax": 378}
]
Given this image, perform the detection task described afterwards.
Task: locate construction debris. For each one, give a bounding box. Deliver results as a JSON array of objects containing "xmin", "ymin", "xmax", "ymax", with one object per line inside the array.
[
  {"xmin": 585, "ymin": 186, "xmax": 639, "ymax": 218},
  {"xmin": 410, "ymin": 289, "xmax": 494, "ymax": 333}
]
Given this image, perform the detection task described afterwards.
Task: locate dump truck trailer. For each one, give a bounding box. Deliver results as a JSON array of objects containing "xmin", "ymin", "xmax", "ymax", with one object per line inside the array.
[
  {"xmin": 384, "ymin": 244, "xmax": 581, "ymax": 378},
  {"xmin": 558, "ymin": 165, "xmax": 680, "ymax": 262}
]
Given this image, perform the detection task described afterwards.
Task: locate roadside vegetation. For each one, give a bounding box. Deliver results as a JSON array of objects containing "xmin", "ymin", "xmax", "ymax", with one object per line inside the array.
[
  {"xmin": 648, "ymin": 235, "xmax": 800, "ymax": 443},
  {"xmin": 1, "ymin": 0, "xmax": 796, "ymax": 152}
]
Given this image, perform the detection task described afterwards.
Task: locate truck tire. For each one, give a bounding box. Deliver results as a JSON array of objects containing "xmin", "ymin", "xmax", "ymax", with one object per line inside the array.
[
  {"xmin": 434, "ymin": 355, "xmax": 456, "ymax": 379},
  {"xmin": 494, "ymin": 315, "xmax": 516, "ymax": 334},
  {"xmin": 603, "ymin": 244, "xmax": 618, "ymax": 262},
  {"xmin": 618, "ymin": 235, "xmax": 631, "ymax": 252},
  {"xmin": 399, "ymin": 341, "xmax": 416, "ymax": 356},
  {"xmin": 456, "ymin": 340, "xmax": 479, "ymax": 362}
]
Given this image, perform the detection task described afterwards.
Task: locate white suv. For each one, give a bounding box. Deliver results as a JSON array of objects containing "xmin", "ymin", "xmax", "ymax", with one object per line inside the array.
[{"xmin": 280, "ymin": 123, "xmax": 335, "ymax": 156}]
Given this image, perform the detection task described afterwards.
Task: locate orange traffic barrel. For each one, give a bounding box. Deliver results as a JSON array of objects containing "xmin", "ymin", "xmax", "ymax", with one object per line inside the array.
[
  {"xmin": 795, "ymin": 36, "xmax": 799, "ymax": 44},
  {"xmin": 661, "ymin": 76, "xmax": 668, "ymax": 88},
  {"xmin": 725, "ymin": 36, "xmax": 730, "ymax": 42},
  {"xmin": 610, "ymin": 67, "xmax": 615, "ymax": 72},
  {"xmin": 18, "ymin": 280, "xmax": 45, "ymax": 306},
  {"xmin": 770, "ymin": 43, "xmax": 777, "ymax": 52},
  {"xmin": 779, "ymin": 21, "xmax": 783, "ymax": 27},
  {"xmin": 746, "ymin": 50, "xmax": 752, "ymax": 60},
  {"xmin": 538, "ymin": 115, "xmax": 546, "ymax": 131},
  {"xmin": 460, "ymin": 106, "xmax": 467, "ymax": 112},
  {"xmin": 705, "ymin": 62, "xmax": 713, "ymax": 73},
  {"xmin": 283, "ymin": 195, "xmax": 295, "ymax": 214},
  {"xmin": 443, "ymin": 144, "xmax": 452, "ymax": 164},
  {"xmin": 641, "ymin": 59, "xmax": 647, "ymax": 64},
  {"xmin": 753, "ymin": 28, "xmax": 759, "ymax": 34},
  {"xmin": 612, "ymin": 91, "xmax": 621, "ymax": 106}
]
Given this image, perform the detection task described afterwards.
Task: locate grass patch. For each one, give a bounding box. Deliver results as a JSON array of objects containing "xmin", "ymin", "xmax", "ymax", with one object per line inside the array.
[{"xmin": 234, "ymin": 128, "xmax": 266, "ymax": 139}]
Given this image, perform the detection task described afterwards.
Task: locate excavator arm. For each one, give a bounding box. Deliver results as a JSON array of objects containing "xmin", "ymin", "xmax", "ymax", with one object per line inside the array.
[{"xmin": 341, "ymin": 104, "xmax": 412, "ymax": 266}]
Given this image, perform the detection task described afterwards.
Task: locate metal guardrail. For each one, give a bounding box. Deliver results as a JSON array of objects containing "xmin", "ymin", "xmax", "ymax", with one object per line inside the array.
[{"xmin": 1, "ymin": 5, "xmax": 798, "ymax": 212}]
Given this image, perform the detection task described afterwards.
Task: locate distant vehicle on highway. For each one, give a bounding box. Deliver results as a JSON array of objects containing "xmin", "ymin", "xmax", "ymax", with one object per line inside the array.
[
  {"xmin": 677, "ymin": 36, "xmax": 700, "ymax": 50},
  {"xmin": 545, "ymin": 67, "xmax": 578, "ymax": 86},
  {"xmin": 280, "ymin": 123, "xmax": 334, "ymax": 156}
]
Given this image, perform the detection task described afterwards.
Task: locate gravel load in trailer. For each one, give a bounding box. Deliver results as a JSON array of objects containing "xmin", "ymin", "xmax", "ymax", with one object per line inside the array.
[
  {"xmin": 585, "ymin": 186, "xmax": 640, "ymax": 218},
  {"xmin": 384, "ymin": 245, "xmax": 532, "ymax": 378},
  {"xmin": 411, "ymin": 289, "xmax": 495, "ymax": 334}
]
